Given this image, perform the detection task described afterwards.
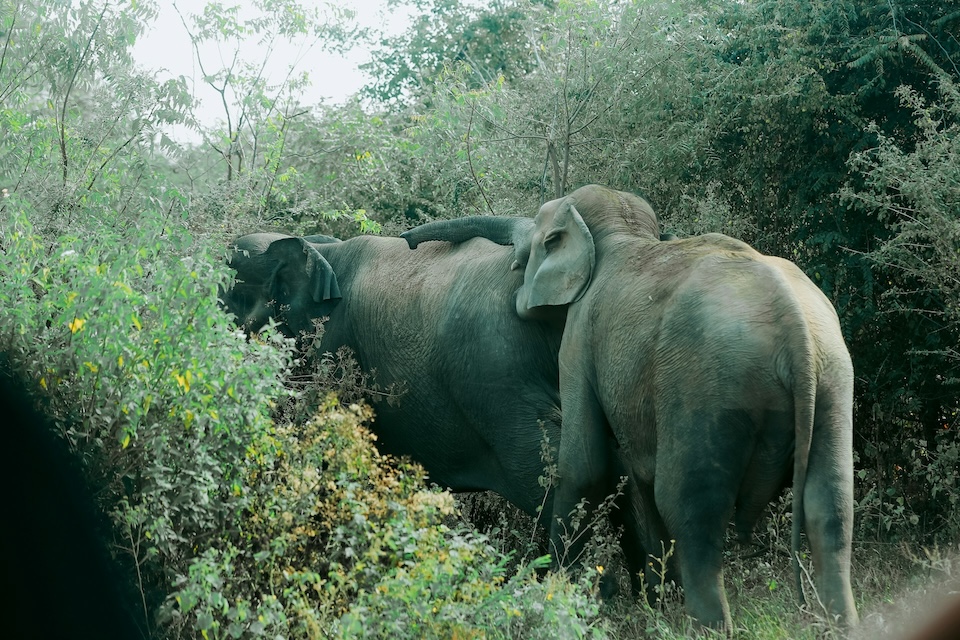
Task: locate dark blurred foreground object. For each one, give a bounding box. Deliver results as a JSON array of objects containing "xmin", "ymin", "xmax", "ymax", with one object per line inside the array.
[
  {"xmin": 0, "ymin": 354, "xmax": 145, "ymax": 639},
  {"xmin": 907, "ymin": 595, "xmax": 960, "ymax": 640}
]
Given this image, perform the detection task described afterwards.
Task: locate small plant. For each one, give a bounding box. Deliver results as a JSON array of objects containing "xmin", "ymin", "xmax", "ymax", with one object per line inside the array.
[
  {"xmin": 642, "ymin": 539, "xmax": 679, "ymax": 614},
  {"xmin": 550, "ymin": 477, "xmax": 628, "ymax": 575}
]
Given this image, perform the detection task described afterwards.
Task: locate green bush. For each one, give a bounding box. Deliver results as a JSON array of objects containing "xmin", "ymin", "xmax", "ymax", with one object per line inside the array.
[
  {"xmin": 841, "ymin": 80, "xmax": 960, "ymax": 541},
  {"xmin": 0, "ymin": 201, "xmax": 292, "ymax": 629},
  {"xmin": 162, "ymin": 397, "xmax": 609, "ymax": 639}
]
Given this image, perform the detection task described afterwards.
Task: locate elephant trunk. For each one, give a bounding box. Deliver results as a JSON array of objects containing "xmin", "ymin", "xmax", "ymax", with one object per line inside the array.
[{"xmin": 401, "ymin": 216, "xmax": 533, "ymax": 249}]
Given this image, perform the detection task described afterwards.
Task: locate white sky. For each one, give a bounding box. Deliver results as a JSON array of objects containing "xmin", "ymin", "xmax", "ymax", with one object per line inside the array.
[{"xmin": 132, "ymin": 1, "xmax": 410, "ymax": 139}]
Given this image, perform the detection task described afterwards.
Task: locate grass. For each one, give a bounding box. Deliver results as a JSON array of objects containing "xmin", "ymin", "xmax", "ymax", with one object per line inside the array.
[{"xmin": 455, "ymin": 491, "xmax": 960, "ymax": 639}]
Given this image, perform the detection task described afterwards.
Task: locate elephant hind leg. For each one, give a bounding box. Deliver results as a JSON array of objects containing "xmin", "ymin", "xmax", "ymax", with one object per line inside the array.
[
  {"xmin": 655, "ymin": 409, "xmax": 759, "ymax": 631},
  {"xmin": 733, "ymin": 408, "xmax": 795, "ymax": 545},
  {"xmin": 654, "ymin": 454, "xmax": 743, "ymax": 625},
  {"xmin": 804, "ymin": 374, "xmax": 858, "ymax": 625},
  {"xmin": 656, "ymin": 477, "xmax": 734, "ymax": 631}
]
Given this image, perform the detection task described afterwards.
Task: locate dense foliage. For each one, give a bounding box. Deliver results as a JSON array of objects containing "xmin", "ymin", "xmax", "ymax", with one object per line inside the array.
[
  {"xmin": 350, "ymin": 0, "xmax": 960, "ymax": 541},
  {"xmin": 1, "ymin": 0, "xmax": 957, "ymax": 637}
]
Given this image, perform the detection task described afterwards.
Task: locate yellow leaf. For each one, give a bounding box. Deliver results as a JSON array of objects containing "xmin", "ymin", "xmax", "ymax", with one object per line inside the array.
[
  {"xmin": 184, "ymin": 409, "xmax": 194, "ymax": 428},
  {"xmin": 131, "ymin": 313, "xmax": 142, "ymax": 331},
  {"xmin": 83, "ymin": 361, "xmax": 98, "ymax": 373},
  {"xmin": 117, "ymin": 355, "xmax": 124, "ymax": 368},
  {"xmin": 208, "ymin": 409, "xmax": 218, "ymax": 421},
  {"xmin": 174, "ymin": 371, "xmax": 191, "ymax": 393},
  {"xmin": 121, "ymin": 433, "xmax": 131, "ymax": 449},
  {"xmin": 39, "ymin": 377, "xmax": 47, "ymax": 390},
  {"xmin": 68, "ymin": 317, "xmax": 85, "ymax": 333}
]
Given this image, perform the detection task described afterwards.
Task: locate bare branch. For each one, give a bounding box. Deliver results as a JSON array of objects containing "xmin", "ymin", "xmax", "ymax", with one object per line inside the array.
[
  {"xmin": 58, "ymin": 3, "xmax": 110, "ymax": 186},
  {"xmin": 466, "ymin": 101, "xmax": 495, "ymax": 215}
]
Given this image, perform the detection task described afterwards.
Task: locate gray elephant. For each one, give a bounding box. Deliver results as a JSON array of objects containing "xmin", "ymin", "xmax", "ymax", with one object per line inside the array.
[
  {"xmin": 220, "ymin": 229, "xmax": 567, "ymax": 517},
  {"xmin": 399, "ymin": 184, "xmax": 858, "ymax": 631}
]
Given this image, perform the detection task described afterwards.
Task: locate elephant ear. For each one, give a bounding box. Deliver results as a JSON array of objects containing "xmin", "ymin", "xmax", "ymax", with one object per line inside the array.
[
  {"xmin": 264, "ymin": 237, "xmax": 341, "ymax": 303},
  {"xmin": 302, "ymin": 241, "xmax": 341, "ymax": 302},
  {"xmin": 522, "ymin": 199, "xmax": 596, "ymax": 310}
]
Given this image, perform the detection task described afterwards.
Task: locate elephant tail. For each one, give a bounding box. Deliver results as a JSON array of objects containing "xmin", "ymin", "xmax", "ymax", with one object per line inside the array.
[
  {"xmin": 400, "ymin": 216, "xmax": 533, "ymax": 249},
  {"xmin": 790, "ymin": 334, "xmax": 817, "ymax": 606}
]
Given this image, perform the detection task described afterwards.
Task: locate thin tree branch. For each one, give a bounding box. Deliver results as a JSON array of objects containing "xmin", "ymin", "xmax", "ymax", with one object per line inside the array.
[
  {"xmin": 0, "ymin": 0, "xmax": 19, "ymax": 82},
  {"xmin": 466, "ymin": 101, "xmax": 494, "ymax": 215},
  {"xmin": 58, "ymin": 3, "xmax": 109, "ymax": 186},
  {"xmin": 85, "ymin": 133, "xmax": 138, "ymax": 191}
]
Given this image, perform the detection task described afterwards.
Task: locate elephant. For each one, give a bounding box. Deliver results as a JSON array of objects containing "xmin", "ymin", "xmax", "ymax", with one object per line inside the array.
[
  {"xmin": 398, "ymin": 184, "xmax": 858, "ymax": 631},
  {"xmin": 223, "ymin": 226, "xmax": 683, "ymax": 598},
  {"xmin": 220, "ymin": 229, "xmax": 567, "ymax": 517}
]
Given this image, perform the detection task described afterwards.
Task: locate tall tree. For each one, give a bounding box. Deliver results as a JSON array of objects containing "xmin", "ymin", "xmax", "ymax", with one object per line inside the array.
[
  {"xmin": 172, "ymin": 0, "xmax": 358, "ymax": 195},
  {"xmin": 0, "ymin": 0, "xmax": 192, "ymax": 232},
  {"xmin": 361, "ymin": 0, "xmax": 541, "ymax": 106}
]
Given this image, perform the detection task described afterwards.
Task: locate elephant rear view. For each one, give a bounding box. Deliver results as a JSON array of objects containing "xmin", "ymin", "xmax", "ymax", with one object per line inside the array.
[{"xmin": 402, "ymin": 184, "xmax": 858, "ymax": 632}]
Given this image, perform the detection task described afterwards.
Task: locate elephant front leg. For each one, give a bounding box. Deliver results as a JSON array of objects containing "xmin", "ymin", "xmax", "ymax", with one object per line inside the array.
[{"xmin": 548, "ymin": 373, "xmax": 613, "ymax": 573}]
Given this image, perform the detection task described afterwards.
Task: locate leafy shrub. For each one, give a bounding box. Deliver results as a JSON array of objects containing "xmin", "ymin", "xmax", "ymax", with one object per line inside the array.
[
  {"xmin": 162, "ymin": 396, "xmax": 609, "ymax": 639},
  {"xmin": 842, "ymin": 80, "xmax": 960, "ymax": 541},
  {"xmin": 0, "ymin": 201, "xmax": 291, "ymax": 630},
  {"xmin": 341, "ymin": 558, "xmax": 608, "ymax": 640}
]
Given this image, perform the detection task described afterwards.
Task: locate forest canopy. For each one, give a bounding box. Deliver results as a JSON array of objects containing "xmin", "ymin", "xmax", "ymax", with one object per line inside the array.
[{"xmin": 0, "ymin": 0, "xmax": 958, "ymax": 638}]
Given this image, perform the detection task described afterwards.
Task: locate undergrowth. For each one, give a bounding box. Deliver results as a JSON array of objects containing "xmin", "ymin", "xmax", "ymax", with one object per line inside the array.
[{"xmin": 0, "ymin": 203, "xmax": 609, "ymax": 639}]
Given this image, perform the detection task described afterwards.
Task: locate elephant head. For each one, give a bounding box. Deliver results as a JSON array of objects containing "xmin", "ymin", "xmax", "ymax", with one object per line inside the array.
[
  {"xmin": 400, "ymin": 186, "xmax": 661, "ymax": 320},
  {"xmin": 515, "ymin": 186, "xmax": 660, "ymax": 316},
  {"xmin": 222, "ymin": 235, "xmax": 341, "ymax": 337},
  {"xmin": 513, "ymin": 197, "xmax": 597, "ymax": 318}
]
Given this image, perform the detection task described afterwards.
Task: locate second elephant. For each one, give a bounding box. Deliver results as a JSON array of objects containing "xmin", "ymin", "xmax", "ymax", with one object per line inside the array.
[{"xmin": 400, "ymin": 184, "xmax": 858, "ymax": 631}]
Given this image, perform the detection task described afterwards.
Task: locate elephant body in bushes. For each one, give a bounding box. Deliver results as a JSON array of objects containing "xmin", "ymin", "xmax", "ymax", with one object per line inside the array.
[
  {"xmin": 400, "ymin": 184, "xmax": 858, "ymax": 630},
  {"xmin": 221, "ymin": 229, "xmax": 566, "ymax": 516}
]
